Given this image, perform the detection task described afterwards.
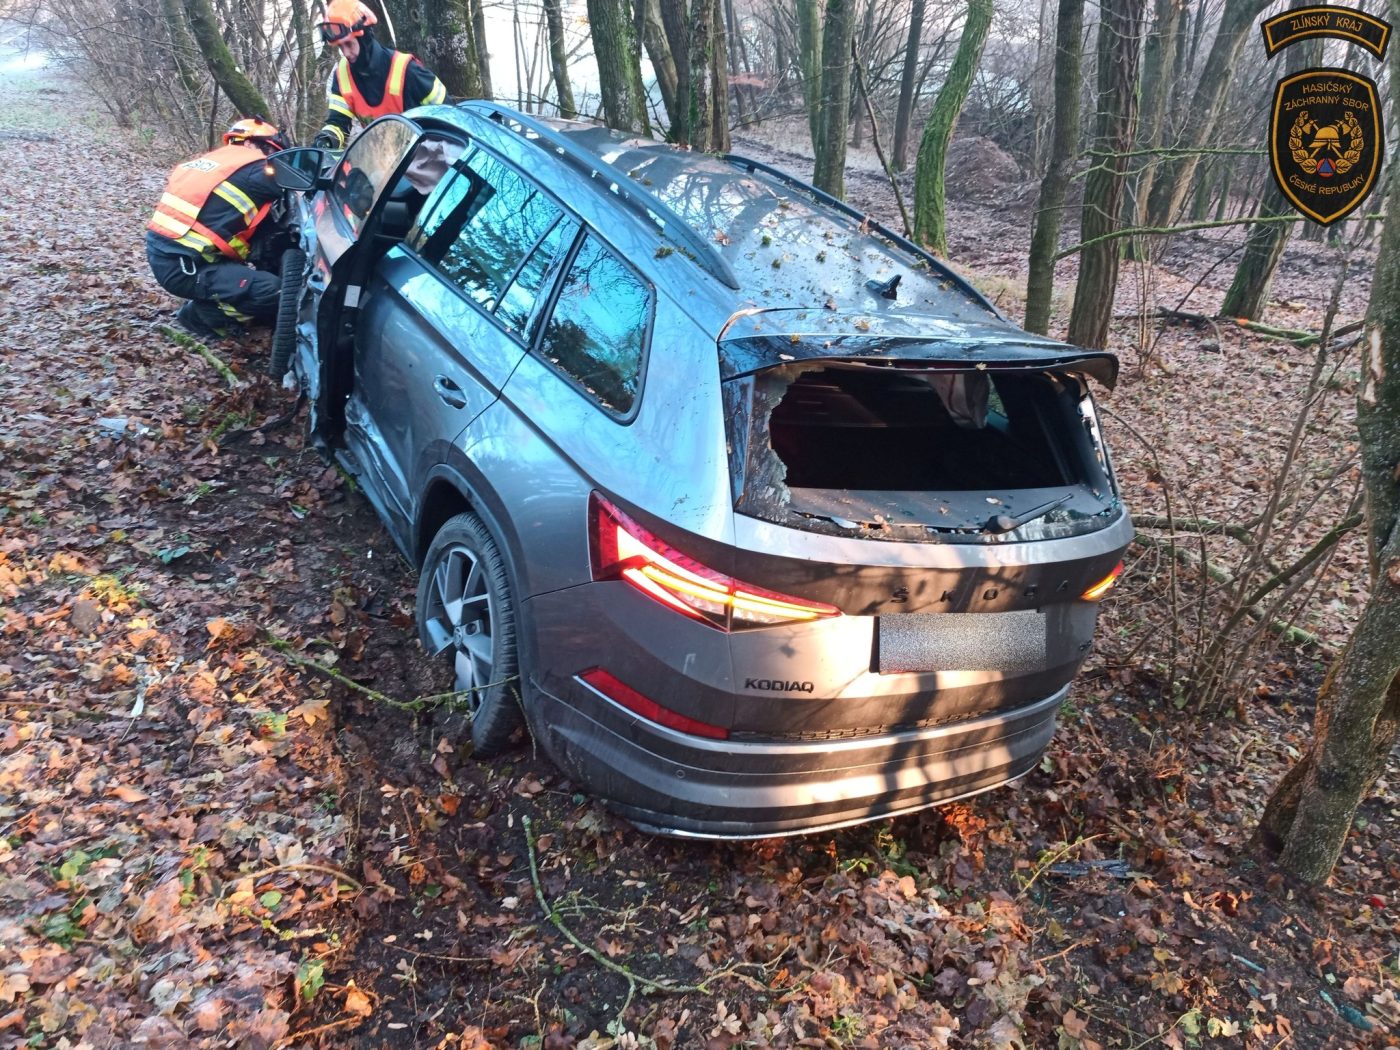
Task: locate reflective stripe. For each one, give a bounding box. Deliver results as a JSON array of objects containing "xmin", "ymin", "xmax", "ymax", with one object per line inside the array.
[
  {"xmin": 159, "ymin": 192, "xmax": 200, "ymax": 218},
  {"xmin": 216, "ymin": 301, "xmax": 253, "ymax": 322},
  {"xmin": 175, "ymin": 230, "xmax": 218, "ymax": 260},
  {"xmin": 334, "ymin": 58, "xmax": 354, "ymax": 99},
  {"xmin": 422, "ymin": 78, "xmax": 446, "ymax": 105},
  {"xmin": 149, "ymin": 211, "xmax": 189, "ymax": 235},
  {"xmin": 326, "ymin": 95, "xmax": 353, "ymax": 119},
  {"xmin": 213, "ymin": 181, "xmax": 259, "ymax": 224},
  {"xmin": 386, "ymin": 51, "xmax": 411, "ymax": 102}
]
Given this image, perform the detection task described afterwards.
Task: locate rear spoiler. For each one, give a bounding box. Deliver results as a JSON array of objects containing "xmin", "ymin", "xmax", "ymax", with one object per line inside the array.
[{"xmin": 719, "ymin": 334, "xmax": 1119, "ymax": 390}]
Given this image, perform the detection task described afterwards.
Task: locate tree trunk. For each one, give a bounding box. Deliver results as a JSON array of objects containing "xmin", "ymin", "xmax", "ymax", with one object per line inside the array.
[
  {"xmin": 661, "ymin": 0, "xmax": 691, "ymax": 143},
  {"xmin": 589, "ymin": 0, "xmax": 651, "ymax": 134},
  {"xmin": 688, "ymin": 0, "xmax": 714, "ymax": 149},
  {"xmin": 1256, "ymin": 28, "xmax": 1400, "ymax": 876},
  {"xmin": 1122, "ymin": 0, "xmax": 1183, "ymax": 260},
  {"xmin": 181, "ymin": 0, "xmax": 272, "ymax": 118},
  {"xmin": 709, "ymin": 0, "xmax": 731, "ymax": 151},
  {"xmin": 797, "ymin": 0, "xmax": 824, "ymax": 154},
  {"xmin": 1143, "ymin": 0, "xmax": 1268, "ymax": 227},
  {"xmin": 1065, "ymin": 0, "xmax": 1145, "ymax": 349},
  {"xmin": 848, "ymin": 0, "xmax": 877, "ymax": 149},
  {"xmin": 913, "ymin": 0, "xmax": 994, "ymax": 255},
  {"xmin": 812, "ymin": 0, "xmax": 855, "ymax": 196},
  {"xmin": 383, "ymin": 0, "xmax": 484, "ymax": 99},
  {"xmin": 1023, "ymin": 0, "xmax": 1086, "ymax": 335},
  {"xmin": 471, "ymin": 0, "xmax": 493, "ymax": 98},
  {"xmin": 542, "ymin": 0, "xmax": 577, "ymax": 116},
  {"xmin": 1219, "ymin": 26, "xmax": 1322, "ymax": 320},
  {"xmin": 892, "ymin": 0, "xmax": 927, "ymax": 172},
  {"xmin": 640, "ymin": 0, "xmax": 677, "ymax": 129},
  {"xmin": 158, "ymin": 0, "xmax": 208, "ymax": 109},
  {"xmin": 289, "ymin": 0, "xmax": 324, "ymax": 142}
]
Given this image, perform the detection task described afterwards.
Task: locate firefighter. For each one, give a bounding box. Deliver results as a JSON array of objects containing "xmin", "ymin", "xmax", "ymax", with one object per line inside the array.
[
  {"xmin": 312, "ymin": 0, "xmax": 447, "ymax": 151},
  {"xmin": 145, "ymin": 118, "xmax": 287, "ymax": 341}
]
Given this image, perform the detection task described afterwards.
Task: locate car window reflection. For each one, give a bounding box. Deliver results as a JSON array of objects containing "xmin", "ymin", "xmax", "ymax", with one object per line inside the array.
[
  {"xmin": 433, "ymin": 152, "xmax": 563, "ymax": 314},
  {"xmin": 540, "ymin": 234, "xmax": 651, "ymax": 415}
]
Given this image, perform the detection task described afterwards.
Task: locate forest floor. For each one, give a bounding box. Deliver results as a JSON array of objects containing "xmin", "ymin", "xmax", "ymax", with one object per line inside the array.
[{"xmin": 1, "ymin": 52, "xmax": 1397, "ymax": 1050}]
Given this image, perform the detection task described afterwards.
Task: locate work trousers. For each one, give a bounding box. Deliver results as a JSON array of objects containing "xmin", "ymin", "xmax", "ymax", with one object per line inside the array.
[{"xmin": 146, "ymin": 232, "xmax": 280, "ymax": 330}]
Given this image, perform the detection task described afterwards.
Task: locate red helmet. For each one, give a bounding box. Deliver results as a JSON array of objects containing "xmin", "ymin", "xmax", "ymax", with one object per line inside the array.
[
  {"xmin": 224, "ymin": 117, "xmax": 286, "ymax": 152},
  {"xmin": 318, "ymin": 0, "xmax": 378, "ymax": 43}
]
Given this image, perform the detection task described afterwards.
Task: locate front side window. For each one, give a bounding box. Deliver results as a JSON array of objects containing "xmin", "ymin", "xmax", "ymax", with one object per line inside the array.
[
  {"xmin": 539, "ymin": 235, "xmax": 652, "ymax": 415},
  {"xmin": 429, "ymin": 151, "xmax": 563, "ymax": 314},
  {"xmin": 331, "ymin": 117, "xmax": 418, "ymax": 237}
]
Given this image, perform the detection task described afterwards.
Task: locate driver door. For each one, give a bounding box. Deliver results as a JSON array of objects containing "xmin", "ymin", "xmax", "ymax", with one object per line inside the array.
[{"xmin": 302, "ymin": 115, "xmax": 423, "ymax": 448}]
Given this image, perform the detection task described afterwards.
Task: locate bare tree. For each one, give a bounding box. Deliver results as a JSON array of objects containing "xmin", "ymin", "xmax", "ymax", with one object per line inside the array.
[
  {"xmin": 544, "ymin": 0, "xmax": 577, "ymax": 116},
  {"xmin": 1256, "ymin": 229, "xmax": 1400, "ymax": 883},
  {"xmin": 891, "ymin": 0, "xmax": 926, "ymax": 171},
  {"xmin": 181, "ymin": 0, "xmax": 271, "ymax": 117},
  {"xmin": 588, "ymin": 0, "xmax": 650, "ymax": 133},
  {"xmin": 913, "ymin": 0, "xmax": 992, "ymax": 254},
  {"xmin": 812, "ymin": 0, "xmax": 854, "ymax": 195},
  {"xmin": 1143, "ymin": 0, "xmax": 1269, "ymax": 228},
  {"xmin": 1023, "ymin": 0, "xmax": 1085, "ymax": 334},
  {"xmin": 1065, "ymin": 0, "xmax": 1145, "ymax": 348}
]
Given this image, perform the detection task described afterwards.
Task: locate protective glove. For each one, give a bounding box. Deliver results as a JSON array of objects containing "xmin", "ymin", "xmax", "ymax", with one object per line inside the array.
[{"xmin": 312, "ymin": 131, "xmax": 340, "ymax": 150}]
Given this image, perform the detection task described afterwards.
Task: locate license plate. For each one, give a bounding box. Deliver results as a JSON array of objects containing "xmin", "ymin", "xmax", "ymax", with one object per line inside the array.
[{"xmin": 876, "ymin": 609, "xmax": 1048, "ymax": 674}]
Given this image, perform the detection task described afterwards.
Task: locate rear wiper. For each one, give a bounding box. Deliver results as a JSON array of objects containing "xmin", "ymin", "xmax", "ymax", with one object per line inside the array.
[{"xmin": 983, "ymin": 493, "xmax": 1072, "ymax": 535}]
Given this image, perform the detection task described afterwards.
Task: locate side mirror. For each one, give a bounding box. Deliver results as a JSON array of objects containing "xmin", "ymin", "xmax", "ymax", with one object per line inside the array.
[{"xmin": 266, "ymin": 147, "xmax": 326, "ymax": 191}]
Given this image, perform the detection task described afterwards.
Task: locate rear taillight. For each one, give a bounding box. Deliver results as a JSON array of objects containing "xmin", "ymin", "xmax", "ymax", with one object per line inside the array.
[
  {"xmin": 1081, "ymin": 561, "xmax": 1124, "ymax": 601},
  {"xmin": 589, "ymin": 493, "xmax": 842, "ymax": 631},
  {"xmin": 580, "ymin": 668, "xmax": 729, "ymax": 739}
]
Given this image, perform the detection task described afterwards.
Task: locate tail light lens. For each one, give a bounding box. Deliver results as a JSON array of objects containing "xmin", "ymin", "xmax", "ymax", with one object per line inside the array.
[
  {"xmin": 589, "ymin": 493, "xmax": 842, "ymax": 631},
  {"xmin": 1081, "ymin": 560, "xmax": 1124, "ymax": 601},
  {"xmin": 580, "ymin": 668, "xmax": 729, "ymax": 739}
]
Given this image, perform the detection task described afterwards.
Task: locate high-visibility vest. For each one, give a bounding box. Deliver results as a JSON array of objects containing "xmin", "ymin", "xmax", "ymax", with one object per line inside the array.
[
  {"xmin": 147, "ymin": 144, "xmax": 271, "ymax": 261},
  {"xmin": 335, "ymin": 50, "xmax": 413, "ymax": 120}
]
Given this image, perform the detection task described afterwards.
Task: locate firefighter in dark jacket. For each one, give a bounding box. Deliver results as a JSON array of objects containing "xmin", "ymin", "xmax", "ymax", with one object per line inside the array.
[
  {"xmin": 145, "ymin": 118, "xmax": 287, "ymax": 341},
  {"xmin": 312, "ymin": 0, "xmax": 447, "ymax": 151}
]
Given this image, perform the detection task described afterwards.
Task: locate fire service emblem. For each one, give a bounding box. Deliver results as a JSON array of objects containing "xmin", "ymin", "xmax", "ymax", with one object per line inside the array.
[{"xmin": 1270, "ymin": 67, "xmax": 1383, "ymax": 225}]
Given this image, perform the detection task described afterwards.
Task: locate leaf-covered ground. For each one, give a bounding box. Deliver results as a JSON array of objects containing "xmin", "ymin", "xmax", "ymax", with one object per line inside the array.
[{"xmin": 1, "ymin": 51, "xmax": 1396, "ymax": 1050}]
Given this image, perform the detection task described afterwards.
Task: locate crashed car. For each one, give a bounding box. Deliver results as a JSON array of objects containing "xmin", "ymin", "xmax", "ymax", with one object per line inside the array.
[{"xmin": 269, "ymin": 101, "xmax": 1131, "ymax": 838}]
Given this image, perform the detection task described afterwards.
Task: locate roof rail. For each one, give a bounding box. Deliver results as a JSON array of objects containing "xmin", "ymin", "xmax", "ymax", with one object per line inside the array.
[
  {"xmin": 720, "ymin": 153, "xmax": 1001, "ymax": 316},
  {"xmin": 460, "ymin": 101, "xmax": 740, "ymax": 290}
]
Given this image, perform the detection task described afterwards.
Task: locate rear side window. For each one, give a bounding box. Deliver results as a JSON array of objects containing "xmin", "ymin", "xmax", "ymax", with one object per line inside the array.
[
  {"xmin": 429, "ymin": 152, "xmax": 563, "ymax": 314},
  {"xmin": 539, "ymin": 234, "xmax": 651, "ymax": 415}
]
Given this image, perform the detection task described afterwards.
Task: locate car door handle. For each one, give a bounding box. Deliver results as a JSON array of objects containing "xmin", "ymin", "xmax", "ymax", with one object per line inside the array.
[{"xmin": 433, "ymin": 375, "xmax": 468, "ymax": 409}]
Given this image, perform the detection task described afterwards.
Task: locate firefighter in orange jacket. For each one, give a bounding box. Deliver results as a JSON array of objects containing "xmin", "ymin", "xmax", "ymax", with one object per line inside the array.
[
  {"xmin": 312, "ymin": 0, "xmax": 447, "ymax": 151},
  {"xmin": 145, "ymin": 118, "xmax": 287, "ymax": 341}
]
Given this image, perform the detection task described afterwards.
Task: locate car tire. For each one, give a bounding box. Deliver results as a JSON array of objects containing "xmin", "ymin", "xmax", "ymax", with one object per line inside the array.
[
  {"xmin": 416, "ymin": 512, "xmax": 524, "ymax": 756},
  {"xmin": 268, "ymin": 248, "xmax": 306, "ymax": 378}
]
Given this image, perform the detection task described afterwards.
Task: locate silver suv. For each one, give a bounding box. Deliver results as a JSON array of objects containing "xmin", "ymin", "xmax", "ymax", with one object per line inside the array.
[{"xmin": 272, "ymin": 102, "xmax": 1131, "ymax": 838}]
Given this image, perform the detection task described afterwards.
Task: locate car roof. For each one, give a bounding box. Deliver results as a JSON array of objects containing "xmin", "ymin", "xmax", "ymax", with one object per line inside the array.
[{"xmin": 412, "ymin": 104, "xmax": 1096, "ymax": 366}]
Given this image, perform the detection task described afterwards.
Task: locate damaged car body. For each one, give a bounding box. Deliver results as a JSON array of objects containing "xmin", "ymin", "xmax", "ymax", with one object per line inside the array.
[{"xmin": 271, "ymin": 101, "xmax": 1132, "ymax": 838}]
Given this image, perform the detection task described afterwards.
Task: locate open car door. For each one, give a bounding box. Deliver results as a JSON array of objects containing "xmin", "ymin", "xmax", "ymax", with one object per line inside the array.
[{"xmin": 292, "ymin": 115, "xmax": 427, "ymax": 449}]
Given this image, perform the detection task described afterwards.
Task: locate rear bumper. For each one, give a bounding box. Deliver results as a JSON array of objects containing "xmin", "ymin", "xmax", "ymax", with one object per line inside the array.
[{"xmin": 532, "ymin": 678, "xmax": 1064, "ymax": 838}]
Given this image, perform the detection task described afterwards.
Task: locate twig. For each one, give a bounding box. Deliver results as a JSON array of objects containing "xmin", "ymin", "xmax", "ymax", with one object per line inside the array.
[
  {"xmin": 523, "ymin": 815, "xmax": 704, "ymax": 996},
  {"xmin": 1053, "ymin": 212, "xmax": 1382, "ymax": 261},
  {"xmin": 263, "ymin": 633, "xmax": 516, "ymax": 712},
  {"xmin": 1133, "ymin": 514, "xmax": 1255, "ymax": 545},
  {"xmin": 850, "ymin": 38, "xmax": 911, "ymax": 236},
  {"xmin": 270, "ymin": 1014, "xmax": 363, "ymax": 1049},
  {"xmin": 242, "ymin": 862, "xmax": 365, "ymax": 893},
  {"xmin": 219, "ymin": 392, "xmax": 307, "ymax": 446},
  {"xmin": 1018, "ymin": 835, "xmax": 1104, "ymax": 899},
  {"xmin": 159, "ymin": 325, "xmax": 240, "ymax": 387},
  {"xmin": 1131, "ymin": 534, "xmax": 1323, "ymax": 646}
]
